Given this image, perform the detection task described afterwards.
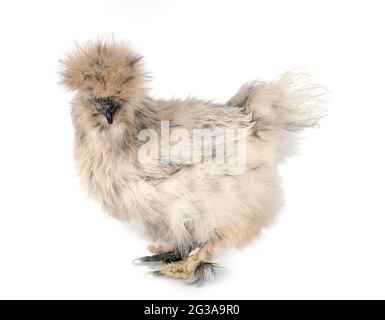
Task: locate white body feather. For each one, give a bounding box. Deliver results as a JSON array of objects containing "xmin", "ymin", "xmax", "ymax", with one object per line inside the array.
[{"xmin": 72, "ymin": 71, "xmax": 323, "ymax": 254}]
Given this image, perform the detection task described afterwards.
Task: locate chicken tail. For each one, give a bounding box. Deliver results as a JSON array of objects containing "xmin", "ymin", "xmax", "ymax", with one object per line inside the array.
[{"xmin": 227, "ymin": 71, "xmax": 327, "ymax": 158}]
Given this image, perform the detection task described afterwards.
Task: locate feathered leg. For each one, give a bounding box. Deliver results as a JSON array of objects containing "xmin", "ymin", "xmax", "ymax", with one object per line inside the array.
[
  {"xmin": 149, "ymin": 239, "xmax": 222, "ymax": 285},
  {"xmin": 133, "ymin": 245, "xmax": 186, "ymax": 265},
  {"xmin": 149, "ymin": 223, "xmax": 265, "ymax": 284}
]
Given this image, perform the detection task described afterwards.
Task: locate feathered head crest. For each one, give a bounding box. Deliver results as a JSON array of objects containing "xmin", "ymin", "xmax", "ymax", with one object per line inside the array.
[{"xmin": 59, "ymin": 39, "xmax": 148, "ymax": 99}]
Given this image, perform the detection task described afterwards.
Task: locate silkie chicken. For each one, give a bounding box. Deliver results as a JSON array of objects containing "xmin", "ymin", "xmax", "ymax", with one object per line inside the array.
[{"xmin": 60, "ymin": 39, "xmax": 324, "ymax": 284}]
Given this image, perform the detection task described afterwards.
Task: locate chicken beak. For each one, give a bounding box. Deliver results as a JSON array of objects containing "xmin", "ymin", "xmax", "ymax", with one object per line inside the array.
[{"xmin": 104, "ymin": 107, "xmax": 114, "ymax": 125}]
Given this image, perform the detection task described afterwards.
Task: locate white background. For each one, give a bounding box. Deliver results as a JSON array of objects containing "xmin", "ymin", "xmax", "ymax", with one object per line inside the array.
[{"xmin": 0, "ymin": 0, "xmax": 384, "ymax": 300}]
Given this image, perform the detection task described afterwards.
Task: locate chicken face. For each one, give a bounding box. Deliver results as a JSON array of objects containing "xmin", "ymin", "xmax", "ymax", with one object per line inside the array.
[
  {"xmin": 88, "ymin": 96, "xmax": 122, "ymax": 125},
  {"xmin": 60, "ymin": 40, "xmax": 149, "ymax": 130}
]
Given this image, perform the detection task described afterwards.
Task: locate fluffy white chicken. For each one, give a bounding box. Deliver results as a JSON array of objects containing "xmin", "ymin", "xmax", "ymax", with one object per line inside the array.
[{"xmin": 60, "ymin": 39, "xmax": 324, "ymax": 284}]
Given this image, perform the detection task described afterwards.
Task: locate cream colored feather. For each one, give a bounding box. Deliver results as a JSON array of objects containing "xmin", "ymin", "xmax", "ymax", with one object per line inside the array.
[{"xmin": 60, "ymin": 39, "xmax": 324, "ymax": 284}]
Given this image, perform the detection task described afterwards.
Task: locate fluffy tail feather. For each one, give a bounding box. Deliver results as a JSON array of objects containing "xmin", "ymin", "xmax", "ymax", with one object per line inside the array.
[{"xmin": 228, "ymin": 71, "xmax": 326, "ymax": 159}]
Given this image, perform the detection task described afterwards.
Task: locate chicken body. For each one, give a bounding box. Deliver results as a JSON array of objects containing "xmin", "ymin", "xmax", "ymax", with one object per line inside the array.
[{"xmin": 61, "ymin": 40, "xmax": 323, "ymax": 283}]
